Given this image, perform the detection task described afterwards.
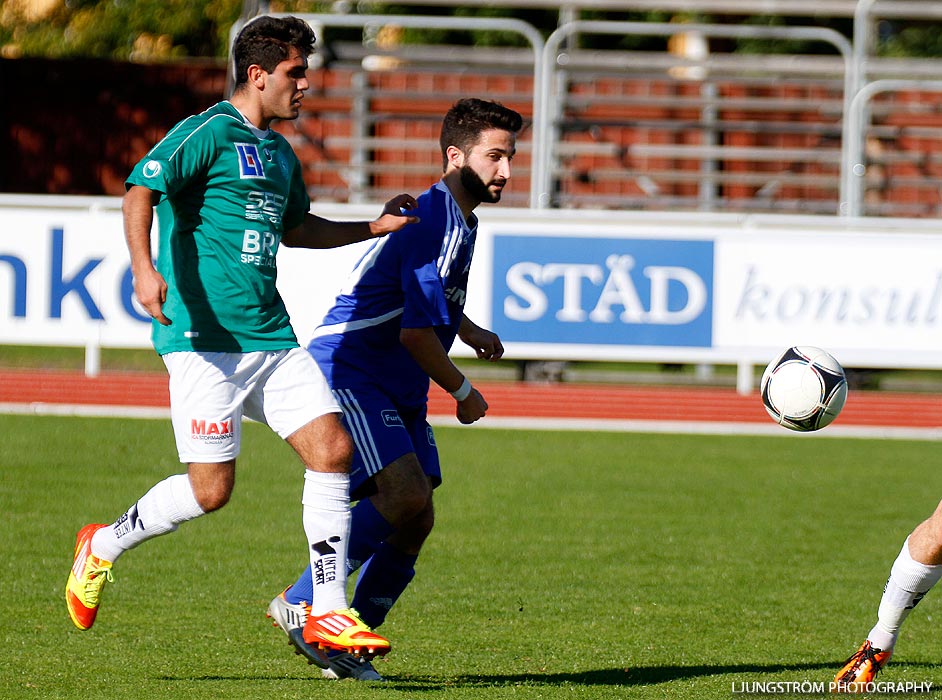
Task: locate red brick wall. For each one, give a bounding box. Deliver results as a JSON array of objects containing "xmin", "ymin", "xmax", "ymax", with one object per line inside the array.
[{"xmin": 1, "ymin": 58, "xmax": 226, "ymax": 196}]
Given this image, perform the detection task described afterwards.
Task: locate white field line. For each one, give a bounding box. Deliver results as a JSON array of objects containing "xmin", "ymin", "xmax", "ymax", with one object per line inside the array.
[{"xmin": 2, "ymin": 402, "xmax": 939, "ymax": 441}]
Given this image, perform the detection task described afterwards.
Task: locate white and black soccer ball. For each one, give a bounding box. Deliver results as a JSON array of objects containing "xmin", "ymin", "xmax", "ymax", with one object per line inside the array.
[{"xmin": 760, "ymin": 346, "xmax": 848, "ymax": 432}]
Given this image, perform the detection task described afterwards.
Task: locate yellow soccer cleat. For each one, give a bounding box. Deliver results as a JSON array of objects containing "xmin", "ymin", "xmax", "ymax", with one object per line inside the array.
[
  {"xmin": 302, "ymin": 608, "xmax": 391, "ymax": 659},
  {"xmin": 65, "ymin": 523, "xmax": 113, "ymax": 630},
  {"xmin": 833, "ymin": 640, "xmax": 891, "ymax": 692}
]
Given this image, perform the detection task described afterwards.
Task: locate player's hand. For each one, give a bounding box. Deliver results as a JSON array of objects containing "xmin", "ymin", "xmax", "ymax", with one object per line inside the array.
[
  {"xmin": 370, "ymin": 193, "xmax": 419, "ymax": 236},
  {"xmin": 134, "ymin": 266, "xmax": 171, "ymax": 325},
  {"xmin": 460, "ymin": 326, "xmax": 504, "ymax": 362},
  {"xmin": 456, "ymin": 387, "xmax": 488, "ymax": 425}
]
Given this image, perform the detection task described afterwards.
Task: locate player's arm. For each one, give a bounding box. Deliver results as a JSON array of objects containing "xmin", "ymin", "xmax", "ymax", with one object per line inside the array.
[
  {"xmin": 399, "ymin": 326, "xmax": 488, "ymax": 425},
  {"xmin": 123, "ymin": 185, "xmax": 170, "ymax": 325},
  {"xmin": 281, "ymin": 194, "xmax": 418, "ymax": 249},
  {"xmin": 458, "ymin": 315, "xmax": 504, "ymax": 362}
]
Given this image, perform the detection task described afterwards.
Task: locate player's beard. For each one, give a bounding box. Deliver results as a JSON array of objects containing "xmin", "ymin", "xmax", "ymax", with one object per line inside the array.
[{"xmin": 459, "ymin": 164, "xmax": 504, "ymax": 204}]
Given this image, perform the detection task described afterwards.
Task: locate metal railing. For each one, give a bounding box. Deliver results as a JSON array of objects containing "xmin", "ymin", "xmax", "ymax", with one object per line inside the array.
[
  {"xmin": 843, "ymin": 79, "xmax": 942, "ymax": 217},
  {"xmin": 229, "ymin": 13, "xmax": 544, "ymax": 206},
  {"xmin": 536, "ymin": 20, "xmax": 852, "ymax": 212},
  {"xmin": 229, "ymin": 8, "xmax": 942, "ymax": 218}
]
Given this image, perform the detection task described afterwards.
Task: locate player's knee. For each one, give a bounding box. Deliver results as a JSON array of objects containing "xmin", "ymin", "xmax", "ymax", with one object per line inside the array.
[
  {"xmin": 193, "ymin": 482, "xmax": 232, "ymax": 512},
  {"xmin": 925, "ymin": 503, "xmax": 942, "ymax": 534},
  {"xmin": 325, "ymin": 427, "xmax": 354, "ymax": 470},
  {"xmin": 394, "ymin": 501, "xmax": 435, "ymax": 553},
  {"xmin": 399, "ymin": 491, "xmax": 428, "ymax": 521},
  {"xmin": 412, "ymin": 500, "xmax": 435, "ymax": 538},
  {"xmin": 313, "ymin": 422, "xmax": 354, "ymax": 472},
  {"xmin": 926, "ymin": 502, "xmax": 942, "ymax": 537},
  {"xmin": 371, "ymin": 456, "xmax": 431, "ymax": 523},
  {"xmin": 289, "ymin": 416, "xmax": 354, "ymax": 472},
  {"xmin": 397, "ymin": 485, "xmax": 432, "ymax": 522},
  {"xmin": 187, "ymin": 462, "xmax": 235, "ymax": 512}
]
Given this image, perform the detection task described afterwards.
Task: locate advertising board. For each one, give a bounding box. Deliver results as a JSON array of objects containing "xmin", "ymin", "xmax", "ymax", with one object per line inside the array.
[{"xmin": 3, "ymin": 196, "xmax": 942, "ymax": 389}]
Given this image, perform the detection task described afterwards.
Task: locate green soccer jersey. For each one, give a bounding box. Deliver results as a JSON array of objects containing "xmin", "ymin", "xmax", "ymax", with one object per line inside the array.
[{"xmin": 126, "ymin": 100, "xmax": 309, "ymax": 354}]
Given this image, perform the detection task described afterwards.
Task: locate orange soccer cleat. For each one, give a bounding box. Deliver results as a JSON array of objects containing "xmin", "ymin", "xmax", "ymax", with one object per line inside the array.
[
  {"xmin": 65, "ymin": 524, "xmax": 113, "ymax": 630},
  {"xmin": 302, "ymin": 608, "xmax": 390, "ymax": 659},
  {"xmin": 833, "ymin": 640, "xmax": 891, "ymax": 692}
]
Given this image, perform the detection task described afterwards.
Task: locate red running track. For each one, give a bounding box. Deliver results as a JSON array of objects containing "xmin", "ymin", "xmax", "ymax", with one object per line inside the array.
[{"xmin": 0, "ymin": 369, "xmax": 940, "ymax": 429}]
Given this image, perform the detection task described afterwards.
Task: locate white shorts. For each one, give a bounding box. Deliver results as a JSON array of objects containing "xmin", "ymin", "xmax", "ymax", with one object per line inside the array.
[{"xmin": 162, "ymin": 348, "xmax": 340, "ymax": 464}]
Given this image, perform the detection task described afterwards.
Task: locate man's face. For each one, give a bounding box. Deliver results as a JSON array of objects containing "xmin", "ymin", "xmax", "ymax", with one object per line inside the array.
[
  {"xmin": 457, "ymin": 128, "xmax": 516, "ymax": 205},
  {"xmin": 262, "ymin": 48, "xmax": 309, "ymax": 122}
]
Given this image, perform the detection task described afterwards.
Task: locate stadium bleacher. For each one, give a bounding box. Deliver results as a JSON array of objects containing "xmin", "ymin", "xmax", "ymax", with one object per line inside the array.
[
  {"xmin": 239, "ymin": 0, "xmax": 942, "ymax": 217},
  {"xmin": 5, "ymin": 1, "xmax": 942, "ymax": 218}
]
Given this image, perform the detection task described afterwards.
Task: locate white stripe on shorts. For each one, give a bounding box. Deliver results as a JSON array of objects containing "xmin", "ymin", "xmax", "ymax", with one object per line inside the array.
[{"xmin": 334, "ymin": 389, "xmax": 383, "ymax": 477}]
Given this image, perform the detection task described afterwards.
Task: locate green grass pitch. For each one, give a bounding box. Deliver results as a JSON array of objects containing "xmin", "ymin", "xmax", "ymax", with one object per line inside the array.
[{"xmin": 2, "ymin": 414, "xmax": 941, "ymax": 699}]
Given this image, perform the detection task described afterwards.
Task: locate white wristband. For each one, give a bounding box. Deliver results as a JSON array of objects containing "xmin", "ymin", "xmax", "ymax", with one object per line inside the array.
[{"xmin": 450, "ymin": 377, "xmax": 472, "ymax": 402}]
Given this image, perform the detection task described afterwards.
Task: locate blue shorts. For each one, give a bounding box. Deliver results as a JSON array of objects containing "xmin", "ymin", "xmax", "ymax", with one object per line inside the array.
[{"xmin": 333, "ymin": 387, "xmax": 441, "ymax": 501}]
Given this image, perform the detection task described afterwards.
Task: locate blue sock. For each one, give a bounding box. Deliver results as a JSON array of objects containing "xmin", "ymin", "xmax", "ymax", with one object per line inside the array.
[
  {"xmin": 285, "ymin": 498, "xmax": 394, "ymax": 606},
  {"xmin": 347, "ymin": 498, "xmax": 396, "ymax": 573},
  {"xmin": 351, "ymin": 542, "xmax": 417, "ymax": 629},
  {"xmin": 284, "ymin": 566, "xmax": 315, "ymax": 605}
]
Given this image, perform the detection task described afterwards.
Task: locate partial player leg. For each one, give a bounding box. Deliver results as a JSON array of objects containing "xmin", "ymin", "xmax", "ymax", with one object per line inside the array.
[
  {"xmin": 351, "ymin": 497, "xmax": 434, "ymax": 629},
  {"xmin": 274, "ymin": 497, "xmax": 397, "ymax": 670},
  {"xmin": 92, "ymin": 462, "xmax": 232, "ymax": 560},
  {"xmin": 835, "ymin": 501, "xmax": 942, "ymax": 690},
  {"xmin": 286, "ymin": 414, "xmax": 390, "ymax": 658},
  {"xmin": 275, "ymin": 495, "xmax": 426, "ymax": 679},
  {"xmin": 284, "ymin": 453, "xmax": 429, "ymax": 604},
  {"xmin": 285, "ymin": 497, "xmax": 397, "ymax": 607},
  {"xmin": 66, "ymin": 463, "xmax": 226, "ymax": 630}
]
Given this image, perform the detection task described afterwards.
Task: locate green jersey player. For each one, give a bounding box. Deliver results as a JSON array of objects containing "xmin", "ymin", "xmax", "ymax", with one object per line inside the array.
[
  {"xmin": 65, "ymin": 15, "xmax": 417, "ymax": 661},
  {"xmin": 127, "ymin": 97, "xmax": 310, "ymax": 354}
]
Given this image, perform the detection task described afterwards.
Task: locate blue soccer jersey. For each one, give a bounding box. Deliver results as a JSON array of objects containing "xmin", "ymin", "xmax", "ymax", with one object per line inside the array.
[{"xmin": 308, "ymin": 181, "xmax": 476, "ymax": 408}]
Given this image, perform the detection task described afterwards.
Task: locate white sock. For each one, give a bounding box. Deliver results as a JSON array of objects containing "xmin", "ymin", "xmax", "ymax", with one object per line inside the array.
[
  {"xmin": 302, "ymin": 470, "xmax": 351, "ymax": 615},
  {"xmin": 868, "ymin": 537, "xmax": 942, "ymax": 651},
  {"xmin": 90, "ymin": 474, "xmax": 204, "ymax": 563}
]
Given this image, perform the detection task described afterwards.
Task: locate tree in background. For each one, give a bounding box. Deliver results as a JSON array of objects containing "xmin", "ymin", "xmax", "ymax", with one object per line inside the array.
[
  {"xmin": 0, "ymin": 0, "xmax": 241, "ymax": 60},
  {"xmin": 2, "ymin": 1, "xmax": 941, "ymax": 61}
]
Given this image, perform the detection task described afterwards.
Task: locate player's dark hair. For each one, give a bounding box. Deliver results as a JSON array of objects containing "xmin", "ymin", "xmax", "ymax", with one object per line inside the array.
[
  {"xmin": 439, "ymin": 99, "xmax": 523, "ymax": 170},
  {"xmin": 232, "ymin": 16, "xmax": 316, "ymax": 87}
]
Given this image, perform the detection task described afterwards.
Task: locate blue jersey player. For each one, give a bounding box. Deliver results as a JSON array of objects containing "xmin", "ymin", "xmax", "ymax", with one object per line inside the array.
[{"xmin": 266, "ymin": 98, "xmax": 523, "ymax": 680}]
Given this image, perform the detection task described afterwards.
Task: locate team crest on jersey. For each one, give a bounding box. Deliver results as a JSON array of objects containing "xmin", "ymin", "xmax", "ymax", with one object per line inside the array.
[
  {"xmin": 142, "ymin": 160, "xmax": 162, "ymax": 178},
  {"xmin": 235, "ymin": 143, "xmax": 266, "ymax": 179}
]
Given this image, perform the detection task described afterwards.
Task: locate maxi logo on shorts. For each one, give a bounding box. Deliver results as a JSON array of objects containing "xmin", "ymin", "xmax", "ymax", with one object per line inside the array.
[{"xmin": 190, "ymin": 418, "xmax": 234, "ymax": 442}]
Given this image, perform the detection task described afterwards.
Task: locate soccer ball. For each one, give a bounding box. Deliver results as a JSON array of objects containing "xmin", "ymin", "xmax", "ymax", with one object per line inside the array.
[{"xmin": 760, "ymin": 346, "xmax": 848, "ymax": 432}]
